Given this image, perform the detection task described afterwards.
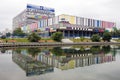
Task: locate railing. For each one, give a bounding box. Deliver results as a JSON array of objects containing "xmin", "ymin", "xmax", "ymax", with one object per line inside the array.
[{"xmin": 0, "ymin": 42, "xmax": 120, "ymax": 47}]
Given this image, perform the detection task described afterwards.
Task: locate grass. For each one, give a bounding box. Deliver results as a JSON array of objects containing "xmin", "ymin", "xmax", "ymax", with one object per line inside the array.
[
  {"xmin": 0, "ymin": 38, "xmax": 55, "ymax": 43},
  {"xmin": 70, "ymin": 38, "xmax": 92, "ymax": 42},
  {"xmin": 0, "ymin": 38, "xmax": 29, "ymax": 42}
]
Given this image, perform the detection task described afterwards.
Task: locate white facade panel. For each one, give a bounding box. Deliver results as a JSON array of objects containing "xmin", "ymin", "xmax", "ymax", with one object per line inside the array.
[{"xmin": 55, "ymin": 16, "xmax": 59, "ymax": 24}]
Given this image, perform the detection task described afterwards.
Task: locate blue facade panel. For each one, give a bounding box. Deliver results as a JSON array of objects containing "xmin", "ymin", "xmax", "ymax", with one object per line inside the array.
[{"xmin": 97, "ymin": 20, "xmax": 99, "ymax": 27}]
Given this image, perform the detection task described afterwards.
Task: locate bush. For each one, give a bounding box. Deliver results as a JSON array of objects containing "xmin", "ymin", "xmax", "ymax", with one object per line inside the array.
[
  {"xmin": 1, "ymin": 35, "xmax": 6, "ymax": 39},
  {"xmin": 28, "ymin": 32, "xmax": 41, "ymax": 42},
  {"xmin": 91, "ymin": 34, "xmax": 100, "ymax": 42},
  {"xmin": 51, "ymin": 32, "xmax": 63, "ymax": 42},
  {"xmin": 102, "ymin": 32, "xmax": 112, "ymax": 42}
]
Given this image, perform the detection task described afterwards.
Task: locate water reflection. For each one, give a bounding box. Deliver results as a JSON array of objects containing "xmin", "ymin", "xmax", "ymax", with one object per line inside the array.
[
  {"xmin": 12, "ymin": 45, "xmax": 116, "ymax": 76},
  {"xmin": 12, "ymin": 48, "xmax": 54, "ymax": 76}
]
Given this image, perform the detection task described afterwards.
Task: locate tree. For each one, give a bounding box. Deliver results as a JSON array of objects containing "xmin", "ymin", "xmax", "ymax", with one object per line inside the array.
[
  {"xmin": 51, "ymin": 32, "xmax": 63, "ymax": 42},
  {"xmin": 12, "ymin": 28, "xmax": 26, "ymax": 37},
  {"xmin": 102, "ymin": 32, "xmax": 112, "ymax": 42},
  {"xmin": 1, "ymin": 35, "xmax": 6, "ymax": 39},
  {"xmin": 28, "ymin": 32, "xmax": 41, "ymax": 42},
  {"xmin": 6, "ymin": 32, "xmax": 11, "ymax": 38},
  {"xmin": 91, "ymin": 34, "xmax": 100, "ymax": 42}
]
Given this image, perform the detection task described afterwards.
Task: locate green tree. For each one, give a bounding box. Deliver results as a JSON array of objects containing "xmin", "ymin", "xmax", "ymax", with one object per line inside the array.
[
  {"xmin": 91, "ymin": 34, "xmax": 100, "ymax": 42},
  {"xmin": 102, "ymin": 32, "xmax": 112, "ymax": 42},
  {"xmin": 110, "ymin": 27, "xmax": 120, "ymax": 39},
  {"xmin": 28, "ymin": 32, "xmax": 41, "ymax": 42},
  {"xmin": 6, "ymin": 32, "xmax": 11, "ymax": 38},
  {"xmin": 13, "ymin": 28, "xmax": 26, "ymax": 37},
  {"xmin": 51, "ymin": 32, "xmax": 63, "ymax": 42},
  {"xmin": 1, "ymin": 35, "xmax": 6, "ymax": 39}
]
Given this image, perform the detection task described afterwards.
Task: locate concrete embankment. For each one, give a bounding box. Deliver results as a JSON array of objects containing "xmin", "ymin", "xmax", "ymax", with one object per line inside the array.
[{"xmin": 0, "ymin": 42, "xmax": 120, "ymax": 47}]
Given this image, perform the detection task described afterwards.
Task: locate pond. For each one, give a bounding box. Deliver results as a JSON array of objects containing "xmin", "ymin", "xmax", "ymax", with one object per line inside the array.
[{"xmin": 0, "ymin": 45, "xmax": 120, "ymax": 80}]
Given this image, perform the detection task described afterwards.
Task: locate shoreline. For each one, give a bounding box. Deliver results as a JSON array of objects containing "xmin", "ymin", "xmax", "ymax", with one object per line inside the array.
[{"xmin": 0, "ymin": 42, "xmax": 120, "ymax": 48}]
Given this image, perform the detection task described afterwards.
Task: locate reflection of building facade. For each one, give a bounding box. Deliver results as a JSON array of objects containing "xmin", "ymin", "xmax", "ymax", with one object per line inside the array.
[
  {"xmin": 38, "ymin": 51, "xmax": 115, "ymax": 70},
  {"xmin": 12, "ymin": 52, "xmax": 54, "ymax": 76}
]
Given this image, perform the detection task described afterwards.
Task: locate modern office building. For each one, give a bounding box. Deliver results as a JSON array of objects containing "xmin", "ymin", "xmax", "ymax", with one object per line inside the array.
[{"xmin": 13, "ymin": 4, "xmax": 116, "ymax": 37}]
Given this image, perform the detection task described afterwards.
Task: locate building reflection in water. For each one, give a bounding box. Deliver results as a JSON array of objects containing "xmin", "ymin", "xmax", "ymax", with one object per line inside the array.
[
  {"xmin": 12, "ymin": 46, "xmax": 116, "ymax": 75},
  {"xmin": 12, "ymin": 48, "xmax": 54, "ymax": 76},
  {"xmin": 38, "ymin": 46, "xmax": 115, "ymax": 70}
]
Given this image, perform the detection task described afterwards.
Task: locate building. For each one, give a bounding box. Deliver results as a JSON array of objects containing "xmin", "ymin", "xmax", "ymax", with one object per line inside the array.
[
  {"xmin": 13, "ymin": 4, "xmax": 116, "ymax": 37},
  {"xmin": 13, "ymin": 4, "xmax": 55, "ymax": 31}
]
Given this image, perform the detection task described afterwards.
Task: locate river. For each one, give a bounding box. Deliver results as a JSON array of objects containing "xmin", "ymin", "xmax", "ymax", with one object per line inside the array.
[{"xmin": 0, "ymin": 45, "xmax": 120, "ymax": 80}]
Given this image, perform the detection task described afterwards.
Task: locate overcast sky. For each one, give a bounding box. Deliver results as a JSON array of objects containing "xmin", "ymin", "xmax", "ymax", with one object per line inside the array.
[{"xmin": 0, "ymin": 0, "xmax": 120, "ymax": 31}]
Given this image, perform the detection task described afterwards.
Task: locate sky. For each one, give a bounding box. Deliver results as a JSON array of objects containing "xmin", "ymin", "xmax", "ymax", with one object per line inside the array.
[{"xmin": 0, "ymin": 0, "xmax": 120, "ymax": 31}]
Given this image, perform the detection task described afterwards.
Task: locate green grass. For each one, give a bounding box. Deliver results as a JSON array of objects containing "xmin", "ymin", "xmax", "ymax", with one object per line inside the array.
[
  {"xmin": 70, "ymin": 38, "xmax": 92, "ymax": 42},
  {"xmin": 13, "ymin": 38, "xmax": 29, "ymax": 42},
  {"xmin": 0, "ymin": 38, "xmax": 29, "ymax": 42},
  {"xmin": 0, "ymin": 38, "xmax": 55, "ymax": 42}
]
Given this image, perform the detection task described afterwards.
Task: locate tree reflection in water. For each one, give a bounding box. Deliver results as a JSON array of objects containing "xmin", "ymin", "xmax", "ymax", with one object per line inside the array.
[
  {"xmin": 102, "ymin": 45, "xmax": 111, "ymax": 54},
  {"xmin": 0, "ymin": 48, "xmax": 6, "ymax": 53},
  {"xmin": 90, "ymin": 46, "xmax": 101, "ymax": 54},
  {"xmin": 27, "ymin": 48, "xmax": 41, "ymax": 57}
]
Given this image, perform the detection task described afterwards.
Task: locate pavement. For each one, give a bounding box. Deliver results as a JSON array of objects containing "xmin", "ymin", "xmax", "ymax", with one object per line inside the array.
[{"xmin": 61, "ymin": 38, "xmax": 73, "ymax": 43}]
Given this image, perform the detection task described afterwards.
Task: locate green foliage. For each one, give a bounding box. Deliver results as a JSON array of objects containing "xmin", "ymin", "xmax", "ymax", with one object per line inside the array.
[
  {"xmin": 80, "ymin": 36, "xmax": 85, "ymax": 41},
  {"xmin": 1, "ymin": 48, "xmax": 6, "ymax": 53},
  {"xmin": 51, "ymin": 47, "xmax": 63, "ymax": 56},
  {"xmin": 1, "ymin": 35, "xmax": 6, "ymax": 39},
  {"xmin": 91, "ymin": 34, "xmax": 100, "ymax": 42},
  {"xmin": 111, "ymin": 28, "xmax": 120, "ymax": 38},
  {"xmin": 6, "ymin": 32, "xmax": 11, "ymax": 37},
  {"xmin": 102, "ymin": 45, "xmax": 111, "ymax": 54},
  {"xmin": 28, "ymin": 32, "xmax": 41, "ymax": 42},
  {"xmin": 90, "ymin": 46, "xmax": 101, "ymax": 54},
  {"xmin": 27, "ymin": 48, "xmax": 41, "ymax": 57},
  {"xmin": 14, "ymin": 48, "xmax": 22, "ymax": 53},
  {"xmin": 13, "ymin": 28, "xmax": 26, "ymax": 37},
  {"xmin": 102, "ymin": 32, "xmax": 112, "ymax": 42},
  {"xmin": 51, "ymin": 32, "xmax": 63, "ymax": 42}
]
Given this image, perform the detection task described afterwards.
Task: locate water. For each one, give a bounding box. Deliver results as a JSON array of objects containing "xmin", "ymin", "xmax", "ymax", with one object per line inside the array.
[{"xmin": 0, "ymin": 45, "xmax": 120, "ymax": 80}]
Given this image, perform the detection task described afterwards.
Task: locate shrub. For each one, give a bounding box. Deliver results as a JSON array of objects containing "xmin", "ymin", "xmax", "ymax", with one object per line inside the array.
[{"xmin": 91, "ymin": 34, "xmax": 100, "ymax": 42}]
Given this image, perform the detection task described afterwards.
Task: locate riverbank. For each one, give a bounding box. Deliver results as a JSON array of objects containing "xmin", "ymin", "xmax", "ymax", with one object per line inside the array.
[{"xmin": 0, "ymin": 42, "xmax": 120, "ymax": 47}]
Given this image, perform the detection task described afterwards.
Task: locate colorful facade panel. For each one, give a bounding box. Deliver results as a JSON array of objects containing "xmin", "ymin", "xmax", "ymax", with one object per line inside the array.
[{"xmin": 22, "ymin": 14, "xmax": 115, "ymax": 33}]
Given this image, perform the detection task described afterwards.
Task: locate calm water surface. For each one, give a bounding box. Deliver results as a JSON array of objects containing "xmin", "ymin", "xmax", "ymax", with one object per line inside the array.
[{"xmin": 0, "ymin": 45, "xmax": 120, "ymax": 80}]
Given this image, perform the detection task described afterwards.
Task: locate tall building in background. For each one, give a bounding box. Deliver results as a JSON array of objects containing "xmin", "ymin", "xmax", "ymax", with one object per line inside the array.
[{"xmin": 13, "ymin": 4, "xmax": 55, "ymax": 30}]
